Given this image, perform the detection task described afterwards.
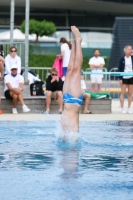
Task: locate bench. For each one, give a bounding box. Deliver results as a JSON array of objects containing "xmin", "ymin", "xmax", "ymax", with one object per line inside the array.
[
  {"xmin": 0, "ymin": 81, "xmax": 111, "ymax": 114},
  {"xmin": 0, "ymin": 96, "xmax": 112, "ymax": 114}
]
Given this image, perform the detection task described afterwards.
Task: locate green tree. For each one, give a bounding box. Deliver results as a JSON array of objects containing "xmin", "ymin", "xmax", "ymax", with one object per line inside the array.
[{"xmin": 20, "ymin": 19, "xmax": 56, "ymax": 45}]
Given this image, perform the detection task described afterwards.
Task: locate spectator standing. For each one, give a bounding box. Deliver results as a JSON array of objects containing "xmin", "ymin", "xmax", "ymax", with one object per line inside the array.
[
  {"xmin": 5, "ymin": 46, "xmax": 21, "ymax": 75},
  {"xmin": 58, "ymin": 38, "xmax": 71, "ymax": 80},
  {"xmin": 45, "ymin": 68, "xmax": 63, "ymax": 114},
  {"xmin": 118, "ymin": 45, "xmax": 133, "ymax": 114},
  {"xmin": 4, "ymin": 64, "xmax": 30, "ymax": 114},
  {"xmin": 89, "ymin": 49, "xmax": 105, "ymax": 92}
]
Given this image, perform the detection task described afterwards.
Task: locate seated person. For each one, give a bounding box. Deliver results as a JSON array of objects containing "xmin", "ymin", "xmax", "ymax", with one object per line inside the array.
[
  {"xmin": 46, "ymin": 68, "xmax": 63, "ymax": 114},
  {"xmin": 4, "ymin": 64, "xmax": 30, "ymax": 114},
  {"xmin": 0, "ymin": 44, "xmax": 4, "ymax": 57},
  {"xmin": 5, "ymin": 46, "xmax": 21, "ymax": 75},
  {"xmin": 81, "ymin": 73, "xmax": 92, "ymax": 114},
  {"xmin": 0, "ymin": 55, "xmax": 4, "ymax": 80}
]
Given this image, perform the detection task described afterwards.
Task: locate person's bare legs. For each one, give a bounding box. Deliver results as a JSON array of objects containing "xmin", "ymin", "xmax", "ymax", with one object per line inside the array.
[
  {"xmin": 17, "ymin": 94, "xmax": 25, "ymax": 106},
  {"xmin": 11, "ymin": 94, "xmax": 19, "ymax": 108},
  {"xmin": 63, "ymin": 36, "xmax": 76, "ymax": 95},
  {"xmin": 56, "ymin": 91, "xmax": 63, "ymax": 112},
  {"xmin": 120, "ymin": 84, "xmax": 127, "ymax": 108},
  {"xmin": 10, "ymin": 92, "xmax": 25, "ymax": 108},
  {"xmin": 91, "ymin": 83, "xmax": 95, "ymax": 92},
  {"xmin": 61, "ymin": 26, "xmax": 83, "ymax": 138},
  {"xmin": 68, "ymin": 26, "xmax": 83, "ymax": 97},
  {"xmin": 46, "ymin": 91, "xmax": 52, "ymax": 112},
  {"xmin": 119, "ymin": 82, "xmax": 123, "ymax": 107},
  {"xmin": 83, "ymin": 93, "xmax": 91, "ymax": 113},
  {"xmin": 97, "ymin": 84, "xmax": 101, "ymax": 92},
  {"xmin": 127, "ymin": 85, "xmax": 133, "ymax": 108}
]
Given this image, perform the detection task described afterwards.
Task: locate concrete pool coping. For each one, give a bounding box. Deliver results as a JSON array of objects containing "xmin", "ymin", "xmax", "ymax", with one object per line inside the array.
[{"xmin": 0, "ymin": 99, "xmax": 133, "ymax": 121}]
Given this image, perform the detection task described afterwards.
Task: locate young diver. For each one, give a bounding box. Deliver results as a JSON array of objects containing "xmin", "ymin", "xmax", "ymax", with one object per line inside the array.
[{"xmin": 61, "ymin": 26, "xmax": 83, "ymax": 140}]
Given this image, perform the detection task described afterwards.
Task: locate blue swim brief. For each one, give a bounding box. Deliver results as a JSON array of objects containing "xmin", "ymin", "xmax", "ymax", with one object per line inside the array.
[{"xmin": 63, "ymin": 92, "xmax": 83, "ymax": 105}]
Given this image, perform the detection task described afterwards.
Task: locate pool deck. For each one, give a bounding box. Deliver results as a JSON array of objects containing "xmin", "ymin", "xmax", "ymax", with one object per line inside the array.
[{"xmin": 0, "ymin": 99, "xmax": 132, "ymax": 121}]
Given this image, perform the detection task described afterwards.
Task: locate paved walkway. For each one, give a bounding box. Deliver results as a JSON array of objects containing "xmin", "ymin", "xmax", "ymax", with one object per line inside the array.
[{"xmin": 0, "ymin": 100, "xmax": 132, "ymax": 121}]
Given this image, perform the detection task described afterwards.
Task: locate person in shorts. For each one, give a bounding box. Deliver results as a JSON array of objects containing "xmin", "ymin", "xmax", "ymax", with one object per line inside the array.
[
  {"xmin": 89, "ymin": 49, "xmax": 105, "ymax": 92},
  {"xmin": 58, "ymin": 38, "xmax": 71, "ymax": 81},
  {"xmin": 45, "ymin": 68, "xmax": 63, "ymax": 114},
  {"xmin": 4, "ymin": 64, "xmax": 30, "ymax": 114},
  {"xmin": 118, "ymin": 45, "xmax": 133, "ymax": 114}
]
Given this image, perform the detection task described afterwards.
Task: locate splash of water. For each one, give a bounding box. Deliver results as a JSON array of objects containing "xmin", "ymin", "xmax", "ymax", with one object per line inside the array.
[
  {"xmin": 57, "ymin": 114, "xmax": 81, "ymax": 145},
  {"xmin": 43, "ymin": 112, "xmax": 81, "ymax": 146}
]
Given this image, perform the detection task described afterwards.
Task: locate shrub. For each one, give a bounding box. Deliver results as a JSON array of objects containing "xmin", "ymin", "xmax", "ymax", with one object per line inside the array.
[{"xmin": 29, "ymin": 54, "xmax": 109, "ymax": 80}]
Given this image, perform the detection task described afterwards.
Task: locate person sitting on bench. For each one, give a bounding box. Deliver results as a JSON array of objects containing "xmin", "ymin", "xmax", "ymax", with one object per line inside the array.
[{"xmin": 4, "ymin": 64, "xmax": 30, "ymax": 114}]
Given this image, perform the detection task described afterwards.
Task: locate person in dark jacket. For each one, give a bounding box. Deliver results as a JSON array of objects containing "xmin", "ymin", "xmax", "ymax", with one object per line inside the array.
[
  {"xmin": 45, "ymin": 67, "xmax": 63, "ymax": 114},
  {"xmin": 118, "ymin": 45, "xmax": 133, "ymax": 114},
  {"xmin": 0, "ymin": 44, "xmax": 4, "ymax": 79},
  {"xmin": 0, "ymin": 45, "xmax": 4, "ymax": 57}
]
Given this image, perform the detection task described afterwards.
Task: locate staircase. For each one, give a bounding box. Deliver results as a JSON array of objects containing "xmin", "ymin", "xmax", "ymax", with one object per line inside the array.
[{"xmin": 108, "ymin": 17, "xmax": 133, "ymax": 71}]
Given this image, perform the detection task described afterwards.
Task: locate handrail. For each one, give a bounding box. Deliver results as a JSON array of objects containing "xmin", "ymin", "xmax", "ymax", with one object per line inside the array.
[
  {"xmin": 83, "ymin": 72, "xmax": 133, "ymax": 76},
  {"xmin": 83, "ymin": 70, "xmax": 132, "ymax": 98}
]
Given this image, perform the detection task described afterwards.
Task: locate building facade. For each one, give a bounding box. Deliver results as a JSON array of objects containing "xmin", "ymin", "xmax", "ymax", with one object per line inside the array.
[{"xmin": 0, "ymin": 0, "xmax": 133, "ymax": 32}]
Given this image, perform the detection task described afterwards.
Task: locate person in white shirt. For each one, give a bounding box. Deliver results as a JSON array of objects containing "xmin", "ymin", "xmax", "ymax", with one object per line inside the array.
[
  {"xmin": 5, "ymin": 46, "xmax": 21, "ymax": 75},
  {"xmin": 4, "ymin": 64, "xmax": 30, "ymax": 114},
  {"xmin": 89, "ymin": 49, "xmax": 105, "ymax": 92},
  {"xmin": 58, "ymin": 38, "xmax": 71, "ymax": 80},
  {"xmin": 81, "ymin": 73, "xmax": 92, "ymax": 114}
]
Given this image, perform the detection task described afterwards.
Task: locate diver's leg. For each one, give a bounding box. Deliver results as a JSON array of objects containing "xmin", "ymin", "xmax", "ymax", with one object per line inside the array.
[
  {"xmin": 63, "ymin": 36, "xmax": 76, "ymax": 94},
  {"xmin": 68, "ymin": 26, "xmax": 83, "ymax": 97}
]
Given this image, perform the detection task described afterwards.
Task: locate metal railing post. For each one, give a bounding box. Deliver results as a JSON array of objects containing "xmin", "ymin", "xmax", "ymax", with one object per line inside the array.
[
  {"xmin": 10, "ymin": 0, "xmax": 15, "ymax": 46},
  {"xmin": 25, "ymin": 0, "xmax": 30, "ymax": 82}
]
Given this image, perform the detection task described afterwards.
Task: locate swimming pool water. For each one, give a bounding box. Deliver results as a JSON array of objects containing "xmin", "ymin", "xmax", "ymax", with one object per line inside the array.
[{"xmin": 0, "ymin": 120, "xmax": 133, "ymax": 200}]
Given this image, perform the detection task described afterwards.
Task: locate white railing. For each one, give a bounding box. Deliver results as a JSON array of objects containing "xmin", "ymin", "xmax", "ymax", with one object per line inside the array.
[{"xmin": 83, "ymin": 70, "xmax": 132, "ymax": 99}]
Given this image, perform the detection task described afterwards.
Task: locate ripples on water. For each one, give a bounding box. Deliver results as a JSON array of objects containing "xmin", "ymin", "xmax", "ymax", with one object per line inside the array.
[{"xmin": 0, "ymin": 120, "xmax": 133, "ymax": 200}]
